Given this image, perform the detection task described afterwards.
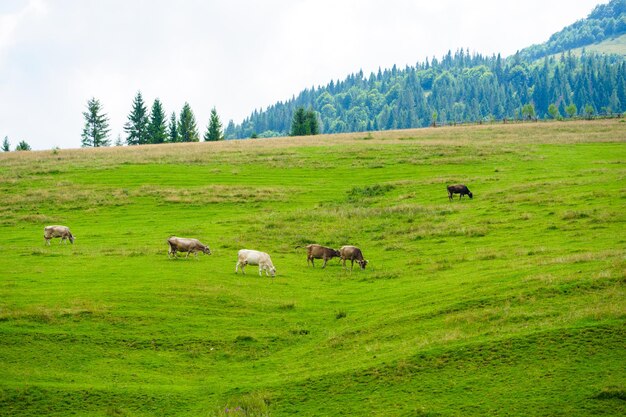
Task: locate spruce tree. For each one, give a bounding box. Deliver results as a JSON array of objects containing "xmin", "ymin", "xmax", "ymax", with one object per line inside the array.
[
  {"xmin": 124, "ymin": 91, "xmax": 149, "ymax": 145},
  {"xmin": 2, "ymin": 136, "xmax": 10, "ymax": 152},
  {"xmin": 224, "ymin": 120, "xmax": 236, "ymax": 139},
  {"xmin": 204, "ymin": 107, "xmax": 224, "ymax": 141},
  {"xmin": 290, "ymin": 107, "xmax": 320, "ymax": 136},
  {"xmin": 169, "ymin": 112, "xmax": 179, "ymax": 143},
  {"xmin": 290, "ymin": 107, "xmax": 306, "ymax": 136},
  {"xmin": 306, "ymin": 109, "xmax": 320, "ymax": 135},
  {"xmin": 178, "ymin": 103, "xmax": 199, "ymax": 142},
  {"xmin": 147, "ymin": 98, "xmax": 168, "ymax": 144},
  {"xmin": 81, "ymin": 97, "xmax": 111, "ymax": 147}
]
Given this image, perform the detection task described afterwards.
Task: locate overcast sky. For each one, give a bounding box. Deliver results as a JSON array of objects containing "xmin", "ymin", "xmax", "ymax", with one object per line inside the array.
[{"xmin": 0, "ymin": 0, "xmax": 604, "ymax": 150}]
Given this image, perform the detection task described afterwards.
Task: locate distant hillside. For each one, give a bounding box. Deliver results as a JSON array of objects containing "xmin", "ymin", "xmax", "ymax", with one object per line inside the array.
[
  {"xmin": 562, "ymin": 32, "xmax": 626, "ymax": 57},
  {"xmin": 519, "ymin": 0, "xmax": 625, "ymax": 61},
  {"xmin": 226, "ymin": 0, "xmax": 626, "ymax": 139}
]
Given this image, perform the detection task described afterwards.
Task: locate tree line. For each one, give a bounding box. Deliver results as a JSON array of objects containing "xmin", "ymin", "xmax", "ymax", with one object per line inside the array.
[
  {"xmin": 226, "ymin": 49, "xmax": 626, "ymax": 139},
  {"xmin": 80, "ymin": 92, "xmax": 224, "ymax": 147}
]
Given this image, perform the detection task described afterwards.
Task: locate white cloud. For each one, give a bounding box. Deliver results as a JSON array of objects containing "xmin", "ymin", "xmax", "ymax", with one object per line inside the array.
[{"xmin": 0, "ymin": 0, "xmax": 47, "ymax": 58}]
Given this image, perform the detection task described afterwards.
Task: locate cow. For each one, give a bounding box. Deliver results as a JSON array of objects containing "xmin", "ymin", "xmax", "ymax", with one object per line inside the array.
[
  {"xmin": 339, "ymin": 245, "xmax": 368, "ymax": 270},
  {"xmin": 167, "ymin": 236, "xmax": 211, "ymax": 259},
  {"xmin": 235, "ymin": 249, "xmax": 276, "ymax": 277},
  {"xmin": 44, "ymin": 225, "xmax": 75, "ymax": 245},
  {"xmin": 447, "ymin": 184, "xmax": 473, "ymax": 201},
  {"xmin": 297, "ymin": 244, "xmax": 341, "ymax": 268}
]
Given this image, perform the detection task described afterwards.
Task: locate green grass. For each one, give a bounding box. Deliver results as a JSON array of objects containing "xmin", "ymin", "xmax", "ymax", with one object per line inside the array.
[
  {"xmin": 555, "ymin": 33, "xmax": 626, "ymax": 57},
  {"xmin": 0, "ymin": 120, "xmax": 625, "ymax": 416}
]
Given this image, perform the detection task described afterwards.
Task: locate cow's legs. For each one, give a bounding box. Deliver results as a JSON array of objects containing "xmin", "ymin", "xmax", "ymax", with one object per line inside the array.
[
  {"xmin": 235, "ymin": 261, "xmax": 240, "ymax": 273},
  {"xmin": 322, "ymin": 258, "xmax": 328, "ymax": 268}
]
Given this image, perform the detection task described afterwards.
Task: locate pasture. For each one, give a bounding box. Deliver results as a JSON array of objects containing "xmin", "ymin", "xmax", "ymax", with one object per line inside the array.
[{"xmin": 0, "ymin": 120, "xmax": 625, "ymax": 416}]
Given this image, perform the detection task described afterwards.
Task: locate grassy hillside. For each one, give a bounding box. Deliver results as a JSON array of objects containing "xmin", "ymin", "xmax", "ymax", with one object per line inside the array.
[
  {"xmin": 557, "ymin": 33, "xmax": 626, "ymax": 57},
  {"xmin": 586, "ymin": 33, "xmax": 626, "ymax": 55},
  {"xmin": 0, "ymin": 120, "xmax": 625, "ymax": 416}
]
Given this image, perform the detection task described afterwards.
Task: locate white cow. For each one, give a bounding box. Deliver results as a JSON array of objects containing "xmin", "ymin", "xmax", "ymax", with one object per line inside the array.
[
  {"xmin": 235, "ymin": 249, "xmax": 276, "ymax": 277},
  {"xmin": 44, "ymin": 225, "xmax": 75, "ymax": 245}
]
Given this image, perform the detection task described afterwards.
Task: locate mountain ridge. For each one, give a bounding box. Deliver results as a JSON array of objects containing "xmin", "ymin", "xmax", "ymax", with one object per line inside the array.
[{"xmin": 226, "ymin": 0, "xmax": 626, "ymax": 139}]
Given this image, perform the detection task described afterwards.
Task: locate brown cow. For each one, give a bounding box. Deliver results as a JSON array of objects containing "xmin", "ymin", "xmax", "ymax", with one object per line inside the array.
[
  {"xmin": 447, "ymin": 184, "xmax": 473, "ymax": 201},
  {"xmin": 167, "ymin": 236, "xmax": 211, "ymax": 259},
  {"xmin": 298, "ymin": 244, "xmax": 341, "ymax": 268},
  {"xmin": 44, "ymin": 225, "xmax": 75, "ymax": 245},
  {"xmin": 339, "ymin": 245, "xmax": 368, "ymax": 270}
]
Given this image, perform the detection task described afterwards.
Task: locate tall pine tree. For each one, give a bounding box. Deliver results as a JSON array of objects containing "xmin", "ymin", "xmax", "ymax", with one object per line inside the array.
[
  {"xmin": 124, "ymin": 91, "xmax": 149, "ymax": 145},
  {"xmin": 178, "ymin": 103, "xmax": 199, "ymax": 142},
  {"xmin": 169, "ymin": 112, "xmax": 179, "ymax": 143},
  {"xmin": 290, "ymin": 107, "xmax": 319, "ymax": 136},
  {"xmin": 81, "ymin": 97, "xmax": 111, "ymax": 147},
  {"xmin": 2, "ymin": 136, "xmax": 10, "ymax": 152},
  {"xmin": 204, "ymin": 107, "xmax": 223, "ymax": 141},
  {"xmin": 147, "ymin": 98, "xmax": 168, "ymax": 144}
]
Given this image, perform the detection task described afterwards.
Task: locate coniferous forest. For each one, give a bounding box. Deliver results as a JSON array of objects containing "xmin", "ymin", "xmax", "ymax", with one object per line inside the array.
[{"xmin": 226, "ymin": 0, "xmax": 626, "ymax": 139}]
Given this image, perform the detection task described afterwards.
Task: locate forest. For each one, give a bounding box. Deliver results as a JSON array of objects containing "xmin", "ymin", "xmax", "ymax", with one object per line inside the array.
[{"xmin": 225, "ymin": 0, "xmax": 626, "ymax": 139}]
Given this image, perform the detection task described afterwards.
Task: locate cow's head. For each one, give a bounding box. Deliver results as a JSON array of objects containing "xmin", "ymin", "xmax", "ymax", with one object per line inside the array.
[
  {"xmin": 358, "ymin": 259, "xmax": 368, "ymax": 270},
  {"xmin": 333, "ymin": 249, "xmax": 341, "ymax": 258},
  {"xmin": 69, "ymin": 234, "xmax": 75, "ymax": 244},
  {"xmin": 468, "ymin": 192, "xmax": 473, "ymax": 199},
  {"xmin": 203, "ymin": 246, "xmax": 212, "ymax": 255},
  {"xmin": 269, "ymin": 266, "xmax": 276, "ymax": 277}
]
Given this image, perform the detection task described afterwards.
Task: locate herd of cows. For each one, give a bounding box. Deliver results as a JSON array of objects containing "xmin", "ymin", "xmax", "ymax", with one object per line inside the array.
[{"xmin": 42, "ymin": 184, "xmax": 473, "ymax": 278}]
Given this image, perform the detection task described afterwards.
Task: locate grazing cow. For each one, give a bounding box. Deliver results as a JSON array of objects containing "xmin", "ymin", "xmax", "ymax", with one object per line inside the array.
[
  {"xmin": 447, "ymin": 184, "xmax": 473, "ymax": 201},
  {"xmin": 235, "ymin": 249, "xmax": 276, "ymax": 277},
  {"xmin": 339, "ymin": 245, "xmax": 368, "ymax": 270},
  {"xmin": 44, "ymin": 225, "xmax": 75, "ymax": 245},
  {"xmin": 167, "ymin": 236, "xmax": 211, "ymax": 259},
  {"xmin": 298, "ymin": 244, "xmax": 341, "ymax": 268}
]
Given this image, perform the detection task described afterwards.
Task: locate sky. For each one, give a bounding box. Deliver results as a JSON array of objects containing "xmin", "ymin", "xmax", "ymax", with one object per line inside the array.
[{"xmin": 0, "ymin": 0, "xmax": 605, "ymax": 150}]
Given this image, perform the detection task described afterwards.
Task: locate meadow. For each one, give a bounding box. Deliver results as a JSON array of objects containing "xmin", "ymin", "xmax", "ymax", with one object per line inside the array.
[{"xmin": 0, "ymin": 120, "xmax": 624, "ymax": 416}]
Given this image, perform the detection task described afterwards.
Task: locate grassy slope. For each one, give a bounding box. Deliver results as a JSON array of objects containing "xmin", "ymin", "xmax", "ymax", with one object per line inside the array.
[
  {"xmin": 0, "ymin": 120, "xmax": 624, "ymax": 416},
  {"xmin": 559, "ymin": 33, "xmax": 626, "ymax": 56}
]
